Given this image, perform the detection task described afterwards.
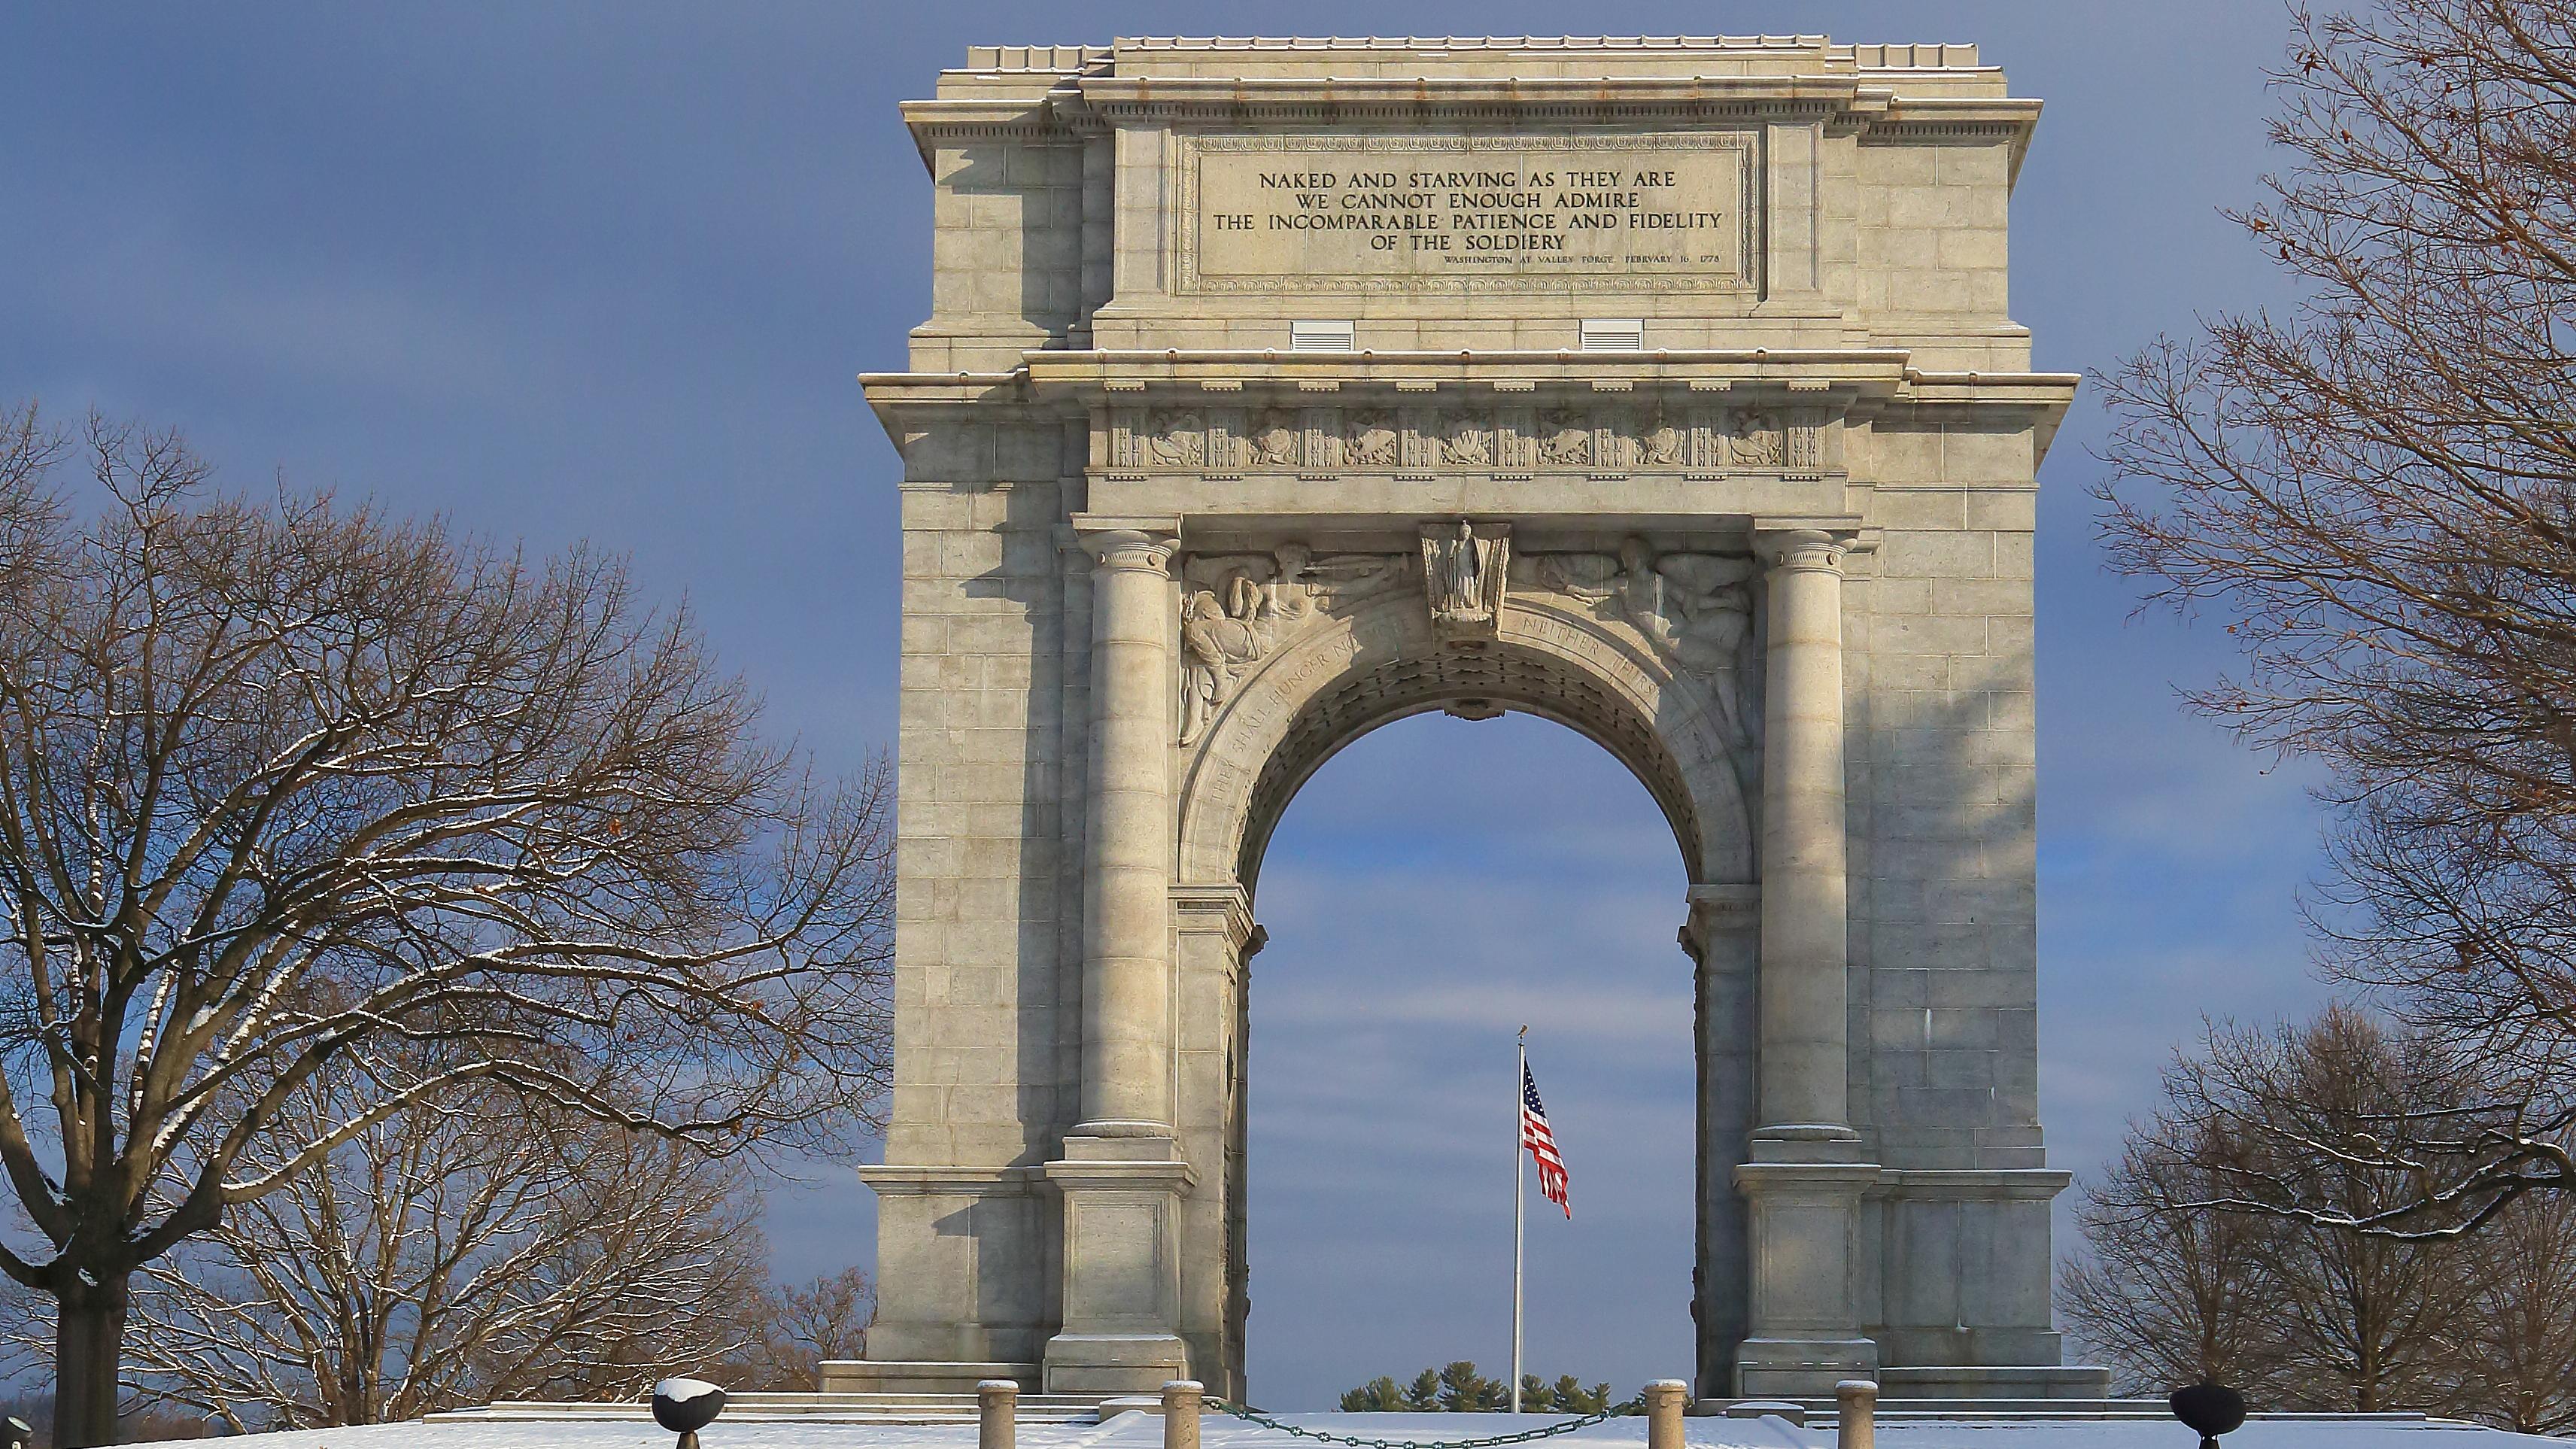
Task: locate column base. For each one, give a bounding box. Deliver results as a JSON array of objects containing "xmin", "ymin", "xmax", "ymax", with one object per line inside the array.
[
  {"xmin": 819, "ymin": 1359, "xmax": 1039, "ymax": 1393},
  {"xmin": 1042, "ymin": 1332, "xmax": 1191, "ymax": 1396},
  {"xmin": 1734, "ymin": 1337, "xmax": 1879, "ymax": 1399},
  {"xmin": 1045, "ymin": 1137, "xmax": 1195, "ymax": 1397}
]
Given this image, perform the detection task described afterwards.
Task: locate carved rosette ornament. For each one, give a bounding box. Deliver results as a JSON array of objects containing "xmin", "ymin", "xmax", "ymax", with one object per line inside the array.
[{"xmin": 1420, "ymin": 521, "xmax": 1511, "ymax": 646}]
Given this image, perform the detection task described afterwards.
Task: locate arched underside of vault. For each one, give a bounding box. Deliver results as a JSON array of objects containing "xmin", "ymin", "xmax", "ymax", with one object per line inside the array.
[{"xmin": 1232, "ymin": 641, "xmax": 1706, "ymax": 894}]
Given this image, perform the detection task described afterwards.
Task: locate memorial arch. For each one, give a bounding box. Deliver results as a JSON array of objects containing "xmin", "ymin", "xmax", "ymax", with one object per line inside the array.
[{"xmin": 849, "ymin": 35, "xmax": 2104, "ymax": 1405}]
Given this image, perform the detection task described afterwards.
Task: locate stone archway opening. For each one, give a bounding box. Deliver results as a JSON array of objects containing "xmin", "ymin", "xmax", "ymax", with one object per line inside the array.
[
  {"xmin": 1239, "ymin": 709, "xmax": 1694, "ymax": 1409},
  {"xmin": 1232, "ymin": 642, "xmax": 1707, "ymax": 895}
]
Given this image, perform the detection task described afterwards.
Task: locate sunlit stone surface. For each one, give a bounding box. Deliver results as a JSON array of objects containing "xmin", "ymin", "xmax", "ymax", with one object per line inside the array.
[{"xmin": 852, "ymin": 35, "xmax": 2094, "ymax": 1403}]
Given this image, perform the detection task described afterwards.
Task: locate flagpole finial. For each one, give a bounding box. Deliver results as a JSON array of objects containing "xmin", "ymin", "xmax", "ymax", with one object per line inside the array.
[{"xmin": 1518, "ymin": 1024, "xmax": 1527, "ymax": 1041}]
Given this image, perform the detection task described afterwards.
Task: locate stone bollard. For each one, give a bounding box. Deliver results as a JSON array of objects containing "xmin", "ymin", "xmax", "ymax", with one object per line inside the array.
[
  {"xmin": 978, "ymin": 1380, "xmax": 1018, "ymax": 1449},
  {"xmin": 1834, "ymin": 1380, "xmax": 1878, "ymax": 1449},
  {"xmin": 1643, "ymin": 1380, "xmax": 1688, "ymax": 1449},
  {"xmin": 1163, "ymin": 1379, "xmax": 1204, "ymax": 1449}
]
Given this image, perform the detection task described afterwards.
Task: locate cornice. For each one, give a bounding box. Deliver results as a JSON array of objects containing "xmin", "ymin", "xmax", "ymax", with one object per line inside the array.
[
  {"xmin": 1071, "ymin": 73, "xmax": 1869, "ymax": 128},
  {"xmin": 1022, "ymin": 347, "xmax": 1917, "ymax": 395},
  {"xmin": 859, "ymin": 355, "xmax": 2078, "ymax": 448},
  {"xmin": 857, "ymin": 1163, "xmax": 1046, "ymax": 1196},
  {"xmin": 898, "ymin": 76, "xmax": 2044, "ymax": 181},
  {"xmin": 1851, "ymin": 95, "xmax": 2048, "ymax": 184}
]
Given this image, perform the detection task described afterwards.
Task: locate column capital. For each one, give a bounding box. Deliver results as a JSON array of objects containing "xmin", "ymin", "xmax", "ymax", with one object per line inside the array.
[
  {"xmin": 1678, "ymin": 882, "xmax": 1760, "ymax": 960},
  {"xmin": 1071, "ymin": 515, "xmax": 1180, "ymax": 573},
  {"xmin": 1751, "ymin": 525, "xmax": 1867, "ymax": 573},
  {"xmin": 1172, "ymin": 881, "xmax": 1259, "ymax": 952}
]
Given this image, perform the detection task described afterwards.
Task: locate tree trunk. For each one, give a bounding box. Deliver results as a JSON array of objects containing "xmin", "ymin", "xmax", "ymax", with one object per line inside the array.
[{"xmin": 53, "ymin": 1270, "xmax": 131, "ymax": 1448}]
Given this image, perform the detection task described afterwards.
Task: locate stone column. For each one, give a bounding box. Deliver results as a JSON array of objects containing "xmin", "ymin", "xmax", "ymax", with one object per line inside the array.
[
  {"xmin": 1080, "ymin": 524, "xmax": 1180, "ymax": 1135},
  {"xmin": 1736, "ymin": 526, "xmax": 1878, "ymax": 1399},
  {"xmin": 1753, "ymin": 527, "xmax": 1853, "ymax": 1135},
  {"xmin": 1046, "ymin": 518, "xmax": 1193, "ymax": 1396}
]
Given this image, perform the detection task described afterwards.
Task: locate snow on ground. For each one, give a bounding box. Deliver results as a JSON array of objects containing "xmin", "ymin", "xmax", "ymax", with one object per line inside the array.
[{"xmin": 196, "ymin": 1408, "xmax": 2565, "ymax": 1448}]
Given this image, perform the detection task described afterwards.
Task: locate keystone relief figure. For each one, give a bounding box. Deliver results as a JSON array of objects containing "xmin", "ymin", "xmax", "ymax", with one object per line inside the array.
[{"xmin": 1420, "ymin": 521, "xmax": 1511, "ymax": 644}]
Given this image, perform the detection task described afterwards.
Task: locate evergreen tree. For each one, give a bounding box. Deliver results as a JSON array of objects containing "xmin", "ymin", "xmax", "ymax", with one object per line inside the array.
[
  {"xmin": 1402, "ymin": 1370, "xmax": 1441, "ymax": 1411},
  {"xmin": 1436, "ymin": 1361, "xmax": 1506, "ymax": 1412},
  {"xmin": 1338, "ymin": 1363, "xmax": 1612, "ymax": 1413},
  {"xmin": 1339, "ymin": 1378, "xmax": 1406, "ymax": 1413}
]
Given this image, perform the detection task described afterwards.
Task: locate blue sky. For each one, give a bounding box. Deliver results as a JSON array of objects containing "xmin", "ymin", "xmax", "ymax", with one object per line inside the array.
[{"xmin": 1, "ymin": 1, "xmax": 2339, "ymax": 1410}]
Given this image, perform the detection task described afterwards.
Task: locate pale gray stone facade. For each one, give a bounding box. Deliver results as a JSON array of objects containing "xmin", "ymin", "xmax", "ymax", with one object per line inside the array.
[{"xmin": 848, "ymin": 35, "xmax": 2099, "ymax": 1405}]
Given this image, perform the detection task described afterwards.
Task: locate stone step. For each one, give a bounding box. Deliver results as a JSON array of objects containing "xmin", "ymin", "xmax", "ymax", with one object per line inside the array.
[{"xmin": 429, "ymin": 1393, "xmax": 1102, "ymax": 1425}]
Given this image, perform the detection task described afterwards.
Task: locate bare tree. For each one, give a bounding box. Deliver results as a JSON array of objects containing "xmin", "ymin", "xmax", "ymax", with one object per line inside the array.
[
  {"xmin": 0, "ymin": 406, "xmax": 893, "ymax": 1444},
  {"xmin": 2060, "ymin": 1125, "xmax": 2284, "ymax": 1398},
  {"xmin": 2095, "ymin": 0, "xmax": 2576, "ymax": 1229},
  {"xmin": 113, "ymin": 1062, "xmax": 770, "ymax": 1432},
  {"xmin": 2445, "ymin": 1191, "xmax": 2576, "ymax": 1433},
  {"xmin": 2064, "ymin": 1008, "xmax": 2474, "ymax": 1413},
  {"xmin": 724, "ymin": 1266, "xmax": 873, "ymax": 1392}
]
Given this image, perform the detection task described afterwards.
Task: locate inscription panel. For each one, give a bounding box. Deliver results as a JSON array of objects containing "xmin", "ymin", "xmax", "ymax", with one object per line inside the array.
[{"xmin": 1177, "ymin": 132, "xmax": 1757, "ymax": 294}]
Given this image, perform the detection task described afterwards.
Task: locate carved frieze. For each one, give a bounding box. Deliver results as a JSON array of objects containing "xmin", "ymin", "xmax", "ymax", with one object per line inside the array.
[
  {"xmin": 1344, "ymin": 409, "xmax": 1399, "ymax": 468},
  {"xmin": 1537, "ymin": 410, "xmax": 1592, "ymax": 468},
  {"xmin": 1436, "ymin": 412, "xmax": 1492, "ymax": 466},
  {"xmin": 1106, "ymin": 400, "xmax": 1834, "ymax": 478},
  {"xmin": 1247, "ymin": 409, "xmax": 1300, "ymax": 468}
]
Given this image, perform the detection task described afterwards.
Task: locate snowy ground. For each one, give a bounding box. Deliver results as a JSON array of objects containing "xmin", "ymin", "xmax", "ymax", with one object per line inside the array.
[{"xmin": 202, "ymin": 1408, "xmax": 2562, "ymax": 1447}]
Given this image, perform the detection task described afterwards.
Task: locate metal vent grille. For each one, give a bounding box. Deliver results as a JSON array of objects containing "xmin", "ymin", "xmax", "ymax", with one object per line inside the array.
[
  {"xmin": 1579, "ymin": 318, "xmax": 1645, "ymax": 351},
  {"xmin": 1290, "ymin": 319, "xmax": 1356, "ymax": 352}
]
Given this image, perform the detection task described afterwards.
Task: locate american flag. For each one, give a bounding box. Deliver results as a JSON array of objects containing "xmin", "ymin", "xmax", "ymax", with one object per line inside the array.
[{"xmin": 1520, "ymin": 1061, "xmax": 1570, "ymax": 1218}]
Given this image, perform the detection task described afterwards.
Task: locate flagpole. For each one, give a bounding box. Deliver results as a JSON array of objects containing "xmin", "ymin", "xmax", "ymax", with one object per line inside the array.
[{"xmin": 1511, "ymin": 1025, "xmax": 1526, "ymax": 1414}]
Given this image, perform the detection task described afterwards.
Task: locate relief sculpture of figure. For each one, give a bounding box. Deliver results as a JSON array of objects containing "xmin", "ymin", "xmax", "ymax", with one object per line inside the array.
[
  {"xmin": 1177, "ymin": 545, "xmax": 1419, "ymax": 745},
  {"xmin": 1305, "ymin": 551, "xmax": 1411, "ymax": 612},
  {"xmin": 1177, "ymin": 571, "xmax": 1268, "ymax": 746},
  {"xmin": 1442, "ymin": 520, "xmax": 1481, "ymax": 608},
  {"xmin": 1514, "ymin": 539, "xmax": 1759, "ymax": 740},
  {"xmin": 1609, "ymin": 537, "xmax": 1759, "ymax": 741},
  {"xmin": 1420, "ymin": 521, "xmax": 1510, "ymax": 643}
]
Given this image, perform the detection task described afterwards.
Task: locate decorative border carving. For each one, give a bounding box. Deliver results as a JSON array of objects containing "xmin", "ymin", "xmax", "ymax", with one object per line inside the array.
[
  {"xmin": 1109, "ymin": 399, "xmax": 1832, "ymax": 478},
  {"xmin": 1174, "ymin": 131, "xmax": 1759, "ymax": 296}
]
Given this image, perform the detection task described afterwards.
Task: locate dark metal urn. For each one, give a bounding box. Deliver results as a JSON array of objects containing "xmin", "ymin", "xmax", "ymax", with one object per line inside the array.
[
  {"xmin": 652, "ymin": 1377, "xmax": 728, "ymax": 1449},
  {"xmin": 2169, "ymin": 1382, "xmax": 2246, "ymax": 1448}
]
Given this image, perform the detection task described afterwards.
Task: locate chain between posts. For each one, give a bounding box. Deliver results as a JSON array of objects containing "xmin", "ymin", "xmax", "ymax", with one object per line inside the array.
[{"xmin": 1201, "ymin": 1401, "xmax": 1627, "ymax": 1449}]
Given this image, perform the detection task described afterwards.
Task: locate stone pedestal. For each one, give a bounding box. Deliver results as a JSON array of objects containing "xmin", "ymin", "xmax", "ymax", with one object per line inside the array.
[
  {"xmin": 1043, "ymin": 1138, "xmax": 1195, "ymax": 1394},
  {"xmin": 1734, "ymin": 1158, "xmax": 1881, "ymax": 1397}
]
